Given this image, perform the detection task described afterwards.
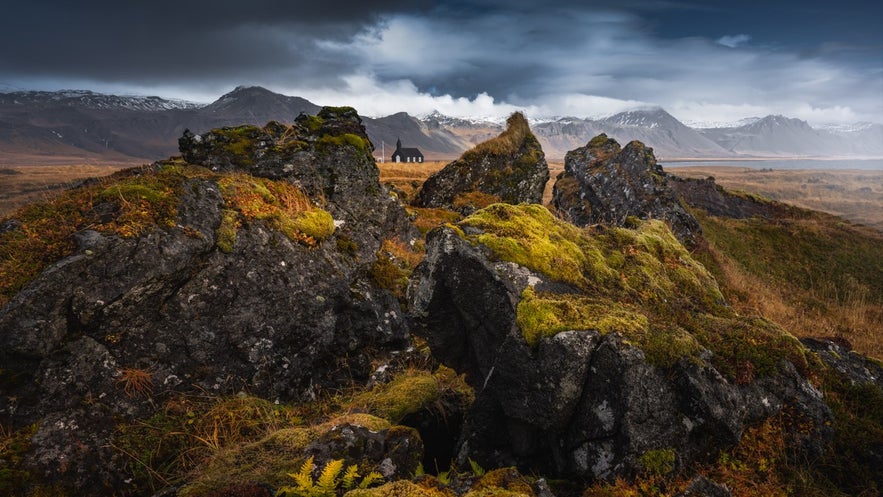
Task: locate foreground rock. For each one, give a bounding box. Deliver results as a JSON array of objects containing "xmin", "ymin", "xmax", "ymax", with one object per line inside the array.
[
  {"xmin": 410, "ymin": 203, "xmax": 831, "ymax": 481},
  {"xmin": 0, "ymin": 107, "xmax": 417, "ymax": 494},
  {"xmin": 552, "ymin": 134, "xmax": 701, "ymax": 246},
  {"xmin": 414, "ymin": 112, "xmax": 549, "ymax": 214}
]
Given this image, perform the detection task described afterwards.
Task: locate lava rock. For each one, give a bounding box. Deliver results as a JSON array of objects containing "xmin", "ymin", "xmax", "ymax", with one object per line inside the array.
[
  {"xmin": 410, "ymin": 217, "xmax": 831, "ymax": 481},
  {"xmin": 552, "ymin": 134, "xmax": 701, "ymax": 246},
  {"xmin": 413, "ymin": 112, "xmax": 549, "ymax": 214}
]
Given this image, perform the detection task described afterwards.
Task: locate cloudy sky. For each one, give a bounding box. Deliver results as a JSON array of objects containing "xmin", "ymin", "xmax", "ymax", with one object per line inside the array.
[{"xmin": 1, "ymin": 0, "xmax": 881, "ymax": 125}]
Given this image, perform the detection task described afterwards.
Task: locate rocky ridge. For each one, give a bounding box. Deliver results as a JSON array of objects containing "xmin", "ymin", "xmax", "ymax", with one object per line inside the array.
[{"xmin": 414, "ymin": 112, "xmax": 549, "ymax": 214}]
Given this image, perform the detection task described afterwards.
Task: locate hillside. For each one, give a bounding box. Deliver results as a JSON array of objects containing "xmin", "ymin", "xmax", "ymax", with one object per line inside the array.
[{"xmin": 1, "ymin": 111, "xmax": 881, "ymax": 497}]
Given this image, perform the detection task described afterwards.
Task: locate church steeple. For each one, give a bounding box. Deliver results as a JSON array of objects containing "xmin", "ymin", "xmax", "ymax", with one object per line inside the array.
[{"xmin": 396, "ymin": 138, "xmax": 402, "ymax": 151}]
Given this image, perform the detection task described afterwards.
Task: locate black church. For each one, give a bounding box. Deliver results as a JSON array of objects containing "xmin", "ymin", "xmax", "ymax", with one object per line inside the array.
[{"xmin": 391, "ymin": 138, "xmax": 424, "ymax": 163}]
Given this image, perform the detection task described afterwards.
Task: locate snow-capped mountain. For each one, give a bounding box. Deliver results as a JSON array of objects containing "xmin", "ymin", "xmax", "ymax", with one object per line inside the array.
[
  {"xmin": 0, "ymin": 90, "xmax": 201, "ymax": 112},
  {"xmin": 696, "ymin": 115, "xmax": 883, "ymax": 156},
  {"xmin": 1, "ymin": 86, "xmax": 881, "ymax": 164}
]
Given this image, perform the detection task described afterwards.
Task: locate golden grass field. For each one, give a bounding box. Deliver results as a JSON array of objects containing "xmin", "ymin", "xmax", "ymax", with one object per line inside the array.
[{"xmin": 0, "ymin": 163, "xmax": 132, "ymax": 217}]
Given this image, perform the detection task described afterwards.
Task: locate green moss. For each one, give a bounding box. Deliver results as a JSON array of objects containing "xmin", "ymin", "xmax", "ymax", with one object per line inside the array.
[
  {"xmin": 588, "ymin": 134, "xmax": 611, "ymax": 148},
  {"xmin": 639, "ymin": 448, "xmax": 676, "ymax": 476},
  {"xmin": 216, "ymin": 209, "xmax": 240, "ymax": 253},
  {"xmin": 316, "ymin": 133, "xmax": 372, "ymax": 156},
  {"xmin": 461, "ymin": 203, "xmax": 611, "ymax": 289},
  {"xmin": 685, "ymin": 314, "xmax": 817, "ymax": 382},
  {"xmin": 299, "ymin": 114, "xmax": 325, "ymax": 133},
  {"xmin": 516, "ymin": 287, "xmax": 648, "ymax": 346},
  {"xmin": 456, "ymin": 203, "xmax": 813, "ymax": 378},
  {"xmin": 213, "ymin": 125, "xmax": 263, "ymax": 166},
  {"xmin": 345, "ymin": 480, "xmax": 454, "ymax": 497},
  {"xmin": 290, "ymin": 209, "xmax": 335, "ymax": 241},
  {"xmin": 218, "ymin": 174, "xmax": 329, "ymax": 246},
  {"xmin": 349, "ymin": 370, "xmax": 441, "ymax": 424},
  {"xmin": 462, "ymin": 112, "xmax": 535, "ymax": 160}
]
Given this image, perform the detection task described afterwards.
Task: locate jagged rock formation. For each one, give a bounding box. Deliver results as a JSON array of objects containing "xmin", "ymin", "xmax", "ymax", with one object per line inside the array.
[
  {"xmin": 413, "ymin": 112, "xmax": 549, "ymax": 214},
  {"xmin": 0, "ymin": 107, "xmax": 418, "ymax": 493},
  {"xmin": 552, "ymin": 134, "xmax": 701, "ymax": 246},
  {"xmin": 410, "ymin": 203, "xmax": 832, "ymax": 480}
]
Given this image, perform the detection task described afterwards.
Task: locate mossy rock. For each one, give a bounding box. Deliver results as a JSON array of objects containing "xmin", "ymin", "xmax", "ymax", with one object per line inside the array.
[{"xmin": 455, "ymin": 203, "xmax": 813, "ymax": 377}]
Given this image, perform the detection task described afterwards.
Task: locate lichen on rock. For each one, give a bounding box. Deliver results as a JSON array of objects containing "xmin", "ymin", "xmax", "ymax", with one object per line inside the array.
[{"xmin": 552, "ymin": 134, "xmax": 701, "ymax": 247}]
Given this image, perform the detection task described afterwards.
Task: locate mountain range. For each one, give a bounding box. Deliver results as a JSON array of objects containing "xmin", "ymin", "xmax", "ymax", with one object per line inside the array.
[{"xmin": 1, "ymin": 86, "xmax": 881, "ymax": 164}]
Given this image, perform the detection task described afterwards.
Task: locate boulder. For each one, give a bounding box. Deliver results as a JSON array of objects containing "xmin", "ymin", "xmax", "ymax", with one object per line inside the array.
[
  {"xmin": 409, "ymin": 203, "xmax": 831, "ymax": 481},
  {"xmin": 0, "ymin": 107, "xmax": 417, "ymax": 493},
  {"xmin": 552, "ymin": 134, "xmax": 701, "ymax": 246},
  {"xmin": 413, "ymin": 112, "xmax": 549, "ymax": 214}
]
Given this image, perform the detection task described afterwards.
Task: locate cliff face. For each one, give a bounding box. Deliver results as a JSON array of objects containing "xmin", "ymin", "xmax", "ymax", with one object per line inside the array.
[{"xmin": 414, "ymin": 112, "xmax": 549, "ymax": 214}]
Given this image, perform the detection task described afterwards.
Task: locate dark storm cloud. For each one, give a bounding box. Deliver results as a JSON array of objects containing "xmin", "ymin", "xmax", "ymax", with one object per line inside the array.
[
  {"xmin": 0, "ymin": 0, "xmax": 431, "ymax": 85},
  {"xmin": 1, "ymin": 0, "xmax": 880, "ymax": 123}
]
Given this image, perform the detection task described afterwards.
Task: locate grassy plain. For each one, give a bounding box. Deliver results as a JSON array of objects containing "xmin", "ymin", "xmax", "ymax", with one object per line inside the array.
[{"xmin": 0, "ymin": 163, "xmax": 132, "ymax": 217}]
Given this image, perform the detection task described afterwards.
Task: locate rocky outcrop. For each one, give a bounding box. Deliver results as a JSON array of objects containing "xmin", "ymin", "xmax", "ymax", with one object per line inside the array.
[
  {"xmin": 413, "ymin": 112, "xmax": 549, "ymax": 214},
  {"xmin": 0, "ymin": 107, "xmax": 418, "ymax": 493},
  {"xmin": 668, "ymin": 175, "xmax": 798, "ymax": 220},
  {"xmin": 410, "ymin": 203, "xmax": 831, "ymax": 481},
  {"xmin": 552, "ymin": 134, "xmax": 701, "ymax": 246}
]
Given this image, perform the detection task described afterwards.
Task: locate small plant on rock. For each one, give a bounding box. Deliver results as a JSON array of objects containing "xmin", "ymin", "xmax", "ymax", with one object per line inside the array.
[{"xmin": 276, "ymin": 456, "xmax": 383, "ymax": 497}]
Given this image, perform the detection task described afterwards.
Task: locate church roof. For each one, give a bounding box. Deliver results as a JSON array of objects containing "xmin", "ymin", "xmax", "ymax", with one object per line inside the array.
[{"xmin": 395, "ymin": 147, "xmax": 424, "ymax": 157}]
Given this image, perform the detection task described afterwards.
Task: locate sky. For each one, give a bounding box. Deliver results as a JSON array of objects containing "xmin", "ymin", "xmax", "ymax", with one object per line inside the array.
[{"xmin": 1, "ymin": 0, "xmax": 881, "ymax": 125}]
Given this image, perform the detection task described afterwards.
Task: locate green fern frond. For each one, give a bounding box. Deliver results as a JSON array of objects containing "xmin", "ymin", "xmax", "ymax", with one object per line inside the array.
[
  {"xmin": 413, "ymin": 462, "xmax": 426, "ymax": 478},
  {"xmin": 342, "ymin": 464, "xmax": 360, "ymax": 490},
  {"xmin": 437, "ymin": 470, "xmax": 452, "ymax": 485},
  {"xmin": 468, "ymin": 458, "xmax": 487, "ymax": 476},
  {"xmin": 289, "ymin": 455, "xmax": 315, "ymax": 490},
  {"xmin": 358, "ymin": 471, "xmax": 384, "ymax": 489},
  {"xmin": 317, "ymin": 459, "xmax": 344, "ymax": 492}
]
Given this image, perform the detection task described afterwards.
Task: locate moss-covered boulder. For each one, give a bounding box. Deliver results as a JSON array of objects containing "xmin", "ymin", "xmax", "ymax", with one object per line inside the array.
[
  {"xmin": 413, "ymin": 113, "xmax": 549, "ymax": 214},
  {"xmin": 409, "ymin": 203, "xmax": 831, "ymax": 481},
  {"xmin": 0, "ymin": 107, "xmax": 418, "ymax": 495},
  {"xmin": 552, "ymin": 134, "xmax": 701, "ymax": 247}
]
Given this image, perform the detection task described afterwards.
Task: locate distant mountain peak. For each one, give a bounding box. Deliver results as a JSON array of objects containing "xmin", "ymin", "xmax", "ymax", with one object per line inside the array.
[
  {"xmin": 0, "ymin": 89, "xmax": 200, "ymax": 111},
  {"xmin": 601, "ymin": 107, "xmax": 684, "ymax": 129}
]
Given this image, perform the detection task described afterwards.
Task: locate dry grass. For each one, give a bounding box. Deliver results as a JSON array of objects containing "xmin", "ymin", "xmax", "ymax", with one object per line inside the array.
[
  {"xmin": 463, "ymin": 112, "xmax": 533, "ymax": 158},
  {"xmin": 694, "ymin": 213, "xmax": 883, "ymax": 360},
  {"xmin": 378, "ymin": 160, "xmax": 447, "ymax": 202},
  {"xmin": 0, "ymin": 164, "xmax": 130, "ymax": 217},
  {"xmin": 668, "ymin": 166, "xmax": 883, "ymax": 232}
]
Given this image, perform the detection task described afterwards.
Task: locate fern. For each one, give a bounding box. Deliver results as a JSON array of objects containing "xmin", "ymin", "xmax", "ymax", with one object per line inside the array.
[
  {"xmin": 437, "ymin": 470, "xmax": 452, "ymax": 485},
  {"xmin": 413, "ymin": 462, "xmax": 426, "ymax": 478},
  {"xmin": 317, "ymin": 459, "xmax": 344, "ymax": 492},
  {"xmin": 342, "ymin": 465, "xmax": 360, "ymax": 490},
  {"xmin": 288, "ymin": 456, "xmax": 315, "ymax": 491},
  {"xmin": 468, "ymin": 458, "xmax": 487, "ymax": 477},
  {"xmin": 358, "ymin": 471, "xmax": 384, "ymax": 489}
]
